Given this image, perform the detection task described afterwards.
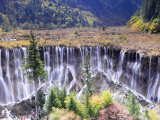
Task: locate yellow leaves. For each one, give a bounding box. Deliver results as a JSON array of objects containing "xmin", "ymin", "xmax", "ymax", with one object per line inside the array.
[
  {"xmin": 100, "ymin": 90, "xmax": 113, "ymax": 107},
  {"xmin": 149, "ymin": 110, "xmax": 160, "ymax": 120}
]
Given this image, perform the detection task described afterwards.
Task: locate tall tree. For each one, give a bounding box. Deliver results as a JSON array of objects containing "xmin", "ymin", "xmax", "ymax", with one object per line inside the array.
[
  {"xmin": 22, "ymin": 30, "xmax": 47, "ymax": 117},
  {"xmin": 82, "ymin": 54, "xmax": 94, "ymax": 107}
]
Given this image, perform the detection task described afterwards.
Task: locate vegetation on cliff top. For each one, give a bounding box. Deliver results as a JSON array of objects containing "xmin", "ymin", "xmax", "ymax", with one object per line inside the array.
[{"xmin": 0, "ymin": 26, "xmax": 160, "ymax": 57}]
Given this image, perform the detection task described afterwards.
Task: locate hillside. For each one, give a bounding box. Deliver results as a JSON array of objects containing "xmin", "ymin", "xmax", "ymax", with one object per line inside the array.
[
  {"xmin": 0, "ymin": 0, "xmax": 142, "ymax": 31},
  {"xmin": 127, "ymin": 0, "xmax": 160, "ymax": 33}
]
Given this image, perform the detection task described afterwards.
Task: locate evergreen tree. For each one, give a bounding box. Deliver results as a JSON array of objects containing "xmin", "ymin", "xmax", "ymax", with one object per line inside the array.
[
  {"xmin": 126, "ymin": 90, "xmax": 140, "ymax": 119},
  {"xmin": 60, "ymin": 85, "xmax": 67, "ymax": 108},
  {"xmin": 82, "ymin": 54, "xmax": 94, "ymax": 108},
  {"xmin": 22, "ymin": 30, "xmax": 48, "ymax": 117},
  {"xmin": 46, "ymin": 88, "xmax": 58, "ymax": 112},
  {"xmin": 66, "ymin": 91, "xmax": 79, "ymax": 114},
  {"xmin": 35, "ymin": 90, "xmax": 45, "ymax": 111}
]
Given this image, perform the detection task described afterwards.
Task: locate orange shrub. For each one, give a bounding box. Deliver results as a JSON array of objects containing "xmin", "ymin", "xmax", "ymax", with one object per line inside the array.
[{"xmin": 98, "ymin": 101, "xmax": 133, "ymax": 120}]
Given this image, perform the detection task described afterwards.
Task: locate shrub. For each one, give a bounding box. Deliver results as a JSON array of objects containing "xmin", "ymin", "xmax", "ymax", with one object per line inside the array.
[
  {"xmin": 143, "ymin": 108, "xmax": 150, "ymax": 120},
  {"xmin": 126, "ymin": 16, "xmax": 139, "ymax": 28},
  {"xmin": 100, "ymin": 89, "xmax": 112, "ymax": 108},
  {"xmin": 49, "ymin": 108, "xmax": 81, "ymax": 120},
  {"xmin": 98, "ymin": 101, "xmax": 133, "ymax": 120},
  {"xmin": 112, "ymin": 32, "xmax": 115, "ymax": 35},
  {"xmin": 102, "ymin": 26, "xmax": 106, "ymax": 31},
  {"xmin": 89, "ymin": 94, "xmax": 103, "ymax": 118},
  {"xmin": 149, "ymin": 110, "xmax": 160, "ymax": 120},
  {"xmin": 119, "ymin": 35, "xmax": 127, "ymax": 40},
  {"xmin": 149, "ymin": 19, "xmax": 160, "ymax": 33}
]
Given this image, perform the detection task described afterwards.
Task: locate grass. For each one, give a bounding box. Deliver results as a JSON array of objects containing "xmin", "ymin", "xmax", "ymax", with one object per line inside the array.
[{"xmin": 0, "ymin": 27, "xmax": 160, "ymax": 57}]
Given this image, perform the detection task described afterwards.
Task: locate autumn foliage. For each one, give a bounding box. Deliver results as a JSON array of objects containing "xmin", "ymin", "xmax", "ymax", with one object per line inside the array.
[{"xmin": 98, "ymin": 101, "xmax": 133, "ymax": 120}]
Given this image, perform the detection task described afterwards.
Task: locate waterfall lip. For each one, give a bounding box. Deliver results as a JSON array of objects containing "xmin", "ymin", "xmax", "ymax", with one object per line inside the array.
[
  {"xmin": 0, "ymin": 46, "xmax": 159, "ymax": 107},
  {"xmin": 0, "ymin": 83, "xmax": 46, "ymax": 107}
]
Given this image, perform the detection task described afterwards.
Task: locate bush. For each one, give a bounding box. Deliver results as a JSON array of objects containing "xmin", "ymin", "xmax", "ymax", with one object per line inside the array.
[
  {"xmin": 119, "ymin": 35, "xmax": 127, "ymax": 40},
  {"xmin": 49, "ymin": 108, "xmax": 81, "ymax": 120},
  {"xmin": 98, "ymin": 101, "xmax": 133, "ymax": 120},
  {"xmin": 89, "ymin": 94, "xmax": 104, "ymax": 118},
  {"xmin": 100, "ymin": 89, "xmax": 112, "ymax": 108},
  {"xmin": 143, "ymin": 108, "xmax": 150, "ymax": 120},
  {"xmin": 102, "ymin": 26, "xmax": 106, "ymax": 31},
  {"xmin": 149, "ymin": 19, "xmax": 160, "ymax": 33},
  {"xmin": 112, "ymin": 32, "xmax": 115, "ymax": 35},
  {"xmin": 149, "ymin": 110, "xmax": 160, "ymax": 120},
  {"xmin": 126, "ymin": 16, "xmax": 139, "ymax": 28}
]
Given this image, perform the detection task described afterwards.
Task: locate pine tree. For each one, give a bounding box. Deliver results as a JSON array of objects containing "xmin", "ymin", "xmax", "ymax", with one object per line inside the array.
[
  {"xmin": 46, "ymin": 88, "xmax": 58, "ymax": 112},
  {"xmin": 35, "ymin": 90, "xmax": 45, "ymax": 111},
  {"xmin": 22, "ymin": 30, "xmax": 48, "ymax": 117},
  {"xmin": 53, "ymin": 83, "xmax": 67, "ymax": 108},
  {"xmin": 82, "ymin": 54, "xmax": 94, "ymax": 108},
  {"xmin": 66, "ymin": 91, "xmax": 79, "ymax": 114},
  {"xmin": 60, "ymin": 85, "xmax": 67, "ymax": 108}
]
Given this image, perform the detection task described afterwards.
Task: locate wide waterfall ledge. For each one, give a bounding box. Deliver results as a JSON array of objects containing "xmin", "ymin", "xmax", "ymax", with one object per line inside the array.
[{"xmin": 0, "ymin": 46, "xmax": 159, "ymax": 105}]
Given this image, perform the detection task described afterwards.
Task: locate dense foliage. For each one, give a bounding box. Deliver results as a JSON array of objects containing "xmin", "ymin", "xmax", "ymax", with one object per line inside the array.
[
  {"xmin": 126, "ymin": 91, "xmax": 140, "ymax": 119},
  {"xmin": 127, "ymin": 0, "xmax": 160, "ymax": 33},
  {"xmin": 0, "ymin": 0, "xmax": 141, "ymax": 31},
  {"xmin": 142, "ymin": 0, "xmax": 160, "ymax": 23},
  {"xmin": 45, "ymin": 85, "xmax": 67, "ymax": 112},
  {"xmin": 35, "ymin": 90, "xmax": 45, "ymax": 110}
]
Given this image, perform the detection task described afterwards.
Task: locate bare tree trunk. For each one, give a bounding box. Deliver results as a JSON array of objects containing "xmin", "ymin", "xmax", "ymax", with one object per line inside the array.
[{"xmin": 34, "ymin": 80, "xmax": 38, "ymax": 118}]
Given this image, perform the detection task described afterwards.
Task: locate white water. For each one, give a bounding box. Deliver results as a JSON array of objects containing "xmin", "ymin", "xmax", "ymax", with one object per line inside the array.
[{"xmin": 0, "ymin": 46, "xmax": 160, "ymax": 107}]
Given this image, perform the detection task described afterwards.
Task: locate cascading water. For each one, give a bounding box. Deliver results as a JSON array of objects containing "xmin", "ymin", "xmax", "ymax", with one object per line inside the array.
[
  {"xmin": 0, "ymin": 46, "xmax": 160, "ymax": 105},
  {"xmin": 130, "ymin": 53, "xmax": 141, "ymax": 92},
  {"xmin": 0, "ymin": 50, "xmax": 9, "ymax": 104},
  {"xmin": 13, "ymin": 48, "xmax": 29, "ymax": 101},
  {"xmin": 5, "ymin": 50, "xmax": 15, "ymax": 103}
]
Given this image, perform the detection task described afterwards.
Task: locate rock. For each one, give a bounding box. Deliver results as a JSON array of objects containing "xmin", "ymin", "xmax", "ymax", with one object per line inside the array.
[
  {"xmin": 0, "ymin": 106, "xmax": 6, "ymax": 119},
  {"xmin": 10, "ymin": 99, "xmax": 35, "ymax": 118}
]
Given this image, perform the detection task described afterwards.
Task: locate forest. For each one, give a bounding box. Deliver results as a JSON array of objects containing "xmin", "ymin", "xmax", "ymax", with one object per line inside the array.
[
  {"xmin": 0, "ymin": 0, "xmax": 141, "ymax": 31},
  {"xmin": 127, "ymin": 0, "xmax": 160, "ymax": 33}
]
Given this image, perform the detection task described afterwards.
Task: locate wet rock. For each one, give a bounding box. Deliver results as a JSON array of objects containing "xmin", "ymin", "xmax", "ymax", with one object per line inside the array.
[
  {"xmin": 10, "ymin": 99, "xmax": 35, "ymax": 118},
  {"xmin": 68, "ymin": 68, "xmax": 73, "ymax": 82},
  {"xmin": 0, "ymin": 106, "xmax": 6, "ymax": 119}
]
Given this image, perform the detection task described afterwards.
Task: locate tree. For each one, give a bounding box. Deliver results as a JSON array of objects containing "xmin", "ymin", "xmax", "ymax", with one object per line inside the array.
[
  {"xmin": 66, "ymin": 91, "xmax": 79, "ymax": 114},
  {"xmin": 45, "ymin": 88, "xmax": 58, "ymax": 112},
  {"xmin": 126, "ymin": 90, "xmax": 140, "ymax": 119},
  {"xmin": 35, "ymin": 90, "xmax": 45, "ymax": 111},
  {"xmin": 82, "ymin": 54, "xmax": 94, "ymax": 108},
  {"xmin": 22, "ymin": 30, "xmax": 47, "ymax": 117}
]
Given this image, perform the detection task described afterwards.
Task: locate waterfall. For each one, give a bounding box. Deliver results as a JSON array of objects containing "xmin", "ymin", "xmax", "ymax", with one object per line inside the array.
[
  {"xmin": 152, "ymin": 57, "xmax": 160, "ymax": 102},
  {"xmin": 0, "ymin": 50, "xmax": 9, "ymax": 104},
  {"xmin": 43, "ymin": 47, "xmax": 51, "ymax": 81},
  {"xmin": 1, "ymin": 46, "xmax": 160, "ymax": 105},
  {"xmin": 147, "ymin": 57, "xmax": 152, "ymax": 100},
  {"xmin": 130, "ymin": 53, "xmax": 141, "ymax": 92},
  {"xmin": 5, "ymin": 50, "xmax": 15, "ymax": 103},
  {"xmin": 13, "ymin": 48, "xmax": 28, "ymax": 100}
]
